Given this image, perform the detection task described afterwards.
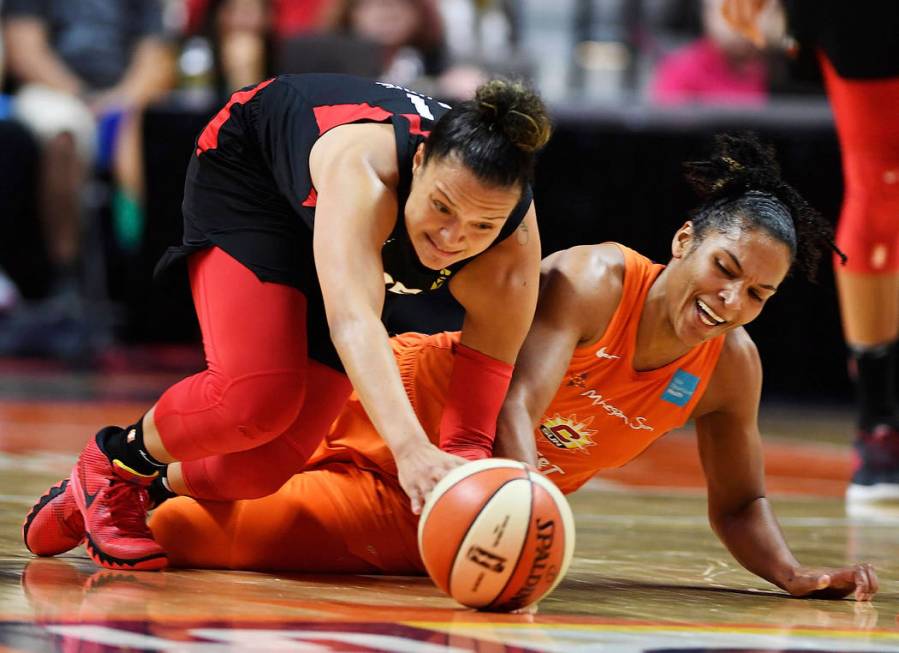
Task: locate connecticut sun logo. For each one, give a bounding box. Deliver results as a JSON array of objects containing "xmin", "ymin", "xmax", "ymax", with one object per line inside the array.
[{"xmin": 539, "ymin": 414, "xmax": 597, "ymax": 451}]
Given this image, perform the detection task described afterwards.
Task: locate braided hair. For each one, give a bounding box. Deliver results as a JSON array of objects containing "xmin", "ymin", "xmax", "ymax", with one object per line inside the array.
[
  {"xmin": 424, "ymin": 79, "xmax": 552, "ymax": 191},
  {"xmin": 684, "ymin": 133, "xmax": 844, "ymax": 281}
]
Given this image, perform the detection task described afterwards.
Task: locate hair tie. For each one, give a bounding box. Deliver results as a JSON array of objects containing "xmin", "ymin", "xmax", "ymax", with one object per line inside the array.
[{"xmin": 722, "ymin": 156, "xmax": 744, "ymax": 171}]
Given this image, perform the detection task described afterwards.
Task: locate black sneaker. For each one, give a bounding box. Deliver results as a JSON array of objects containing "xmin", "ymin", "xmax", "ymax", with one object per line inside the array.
[{"xmin": 847, "ymin": 424, "xmax": 899, "ymax": 503}]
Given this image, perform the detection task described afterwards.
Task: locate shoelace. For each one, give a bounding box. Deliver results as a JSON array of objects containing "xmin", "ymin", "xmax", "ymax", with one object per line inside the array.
[{"xmin": 104, "ymin": 481, "xmax": 154, "ymax": 538}]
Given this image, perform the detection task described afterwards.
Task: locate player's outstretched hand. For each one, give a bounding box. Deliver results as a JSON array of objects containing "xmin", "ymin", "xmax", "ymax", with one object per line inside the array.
[
  {"xmin": 783, "ymin": 563, "xmax": 878, "ymax": 601},
  {"xmin": 395, "ymin": 442, "xmax": 466, "ymax": 515}
]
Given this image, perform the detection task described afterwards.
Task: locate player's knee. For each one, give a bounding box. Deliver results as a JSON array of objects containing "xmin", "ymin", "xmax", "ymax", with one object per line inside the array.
[
  {"xmin": 218, "ymin": 370, "xmax": 306, "ymax": 445},
  {"xmin": 836, "ymin": 205, "xmax": 899, "ymax": 274}
]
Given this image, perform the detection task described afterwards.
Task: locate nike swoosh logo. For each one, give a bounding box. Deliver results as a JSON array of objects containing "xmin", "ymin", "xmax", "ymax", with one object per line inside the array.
[
  {"xmin": 81, "ymin": 468, "xmax": 100, "ymax": 509},
  {"xmin": 138, "ymin": 450, "xmax": 160, "ymax": 468},
  {"xmin": 596, "ymin": 347, "xmax": 621, "ymax": 360}
]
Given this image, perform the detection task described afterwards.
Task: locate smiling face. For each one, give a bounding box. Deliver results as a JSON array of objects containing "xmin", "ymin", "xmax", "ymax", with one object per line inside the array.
[
  {"xmin": 664, "ymin": 222, "xmax": 792, "ymax": 347},
  {"xmin": 404, "ymin": 144, "xmax": 523, "ymax": 270}
]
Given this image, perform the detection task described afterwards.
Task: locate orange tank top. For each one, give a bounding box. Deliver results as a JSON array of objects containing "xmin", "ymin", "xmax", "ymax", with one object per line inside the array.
[
  {"xmin": 534, "ymin": 244, "xmax": 724, "ymax": 493},
  {"xmin": 308, "ymin": 245, "xmax": 725, "ymax": 495}
]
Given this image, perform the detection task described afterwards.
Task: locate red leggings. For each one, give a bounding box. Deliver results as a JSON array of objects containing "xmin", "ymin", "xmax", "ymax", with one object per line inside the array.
[
  {"xmin": 153, "ymin": 247, "xmax": 352, "ymax": 500},
  {"xmin": 820, "ymin": 54, "xmax": 899, "ymax": 274}
]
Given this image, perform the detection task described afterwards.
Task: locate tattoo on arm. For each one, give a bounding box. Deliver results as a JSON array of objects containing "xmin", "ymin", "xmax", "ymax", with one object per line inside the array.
[{"xmin": 517, "ymin": 221, "xmax": 529, "ymax": 246}]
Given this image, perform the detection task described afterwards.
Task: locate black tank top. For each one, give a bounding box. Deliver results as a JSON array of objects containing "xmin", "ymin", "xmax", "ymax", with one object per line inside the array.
[{"xmin": 164, "ymin": 74, "xmax": 532, "ymax": 297}]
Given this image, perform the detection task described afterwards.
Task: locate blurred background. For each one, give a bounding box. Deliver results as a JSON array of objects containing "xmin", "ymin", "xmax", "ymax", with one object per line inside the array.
[{"xmin": 0, "ymin": 0, "xmax": 847, "ymax": 402}]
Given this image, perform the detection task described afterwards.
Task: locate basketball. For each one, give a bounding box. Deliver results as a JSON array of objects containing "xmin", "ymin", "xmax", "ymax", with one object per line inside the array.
[{"xmin": 417, "ymin": 458, "xmax": 575, "ymax": 612}]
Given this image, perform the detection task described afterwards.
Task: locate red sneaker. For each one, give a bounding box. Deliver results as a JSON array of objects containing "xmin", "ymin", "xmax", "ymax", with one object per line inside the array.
[
  {"xmin": 23, "ymin": 478, "xmax": 85, "ymax": 556},
  {"xmin": 70, "ymin": 428, "xmax": 168, "ymax": 571}
]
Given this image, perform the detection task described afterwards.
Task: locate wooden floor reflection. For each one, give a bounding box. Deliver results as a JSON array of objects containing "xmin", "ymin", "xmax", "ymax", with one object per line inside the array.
[{"xmin": 0, "ymin": 387, "xmax": 897, "ymax": 652}]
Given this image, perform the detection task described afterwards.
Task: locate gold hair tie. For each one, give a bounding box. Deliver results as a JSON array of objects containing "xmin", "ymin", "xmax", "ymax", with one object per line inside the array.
[
  {"xmin": 722, "ymin": 156, "xmax": 744, "ymax": 171},
  {"xmin": 507, "ymin": 109, "xmax": 543, "ymax": 150},
  {"xmin": 479, "ymin": 101, "xmax": 498, "ymax": 117}
]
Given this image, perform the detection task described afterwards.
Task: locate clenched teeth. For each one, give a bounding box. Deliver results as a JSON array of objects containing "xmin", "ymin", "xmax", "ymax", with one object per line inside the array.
[{"xmin": 697, "ymin": 299, "xmax": 725, "ymax": 326}]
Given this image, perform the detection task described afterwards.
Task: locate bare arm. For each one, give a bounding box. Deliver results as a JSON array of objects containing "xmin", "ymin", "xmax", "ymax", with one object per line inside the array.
[
  {"xmin": 310, "ymin": 124, "xmax": 463, "ymax": 514},
  {"xmin": 495, "ymin": 245, "xmax": 624, "ymax": 465},
  {"xmin": 97, "ymin": 37, "xmax": 175, "ymax": 110},
  {"xmin": 695, "ymin": 329, "xmax": 878, "ymax": 601},
  {"xmin": 3, "ymin": 16, "xmax": 173, "ymax": 110},
  {"xmin": 449, "ymin": 204, "xmax": 541, "ymax": 364},
  {"xmin": 3, "ymin": 16, "xmax": 83, "ymax": 93}
]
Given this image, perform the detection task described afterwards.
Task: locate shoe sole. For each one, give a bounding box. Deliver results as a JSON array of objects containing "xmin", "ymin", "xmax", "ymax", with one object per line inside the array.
[
  {"xmin": 84, "ymin": 535, "xmax": 169, "ymax": 571},
  {"xmin": 70, "ymin": 462, "xmax": 168, "ymax": 571},
  {"xmin": 846, "ymin": 483, "xmax": 899, "ymax": 503},
  {"xmin": 22, "ymin": 479, "xmax": 85, "ymax": 556}
]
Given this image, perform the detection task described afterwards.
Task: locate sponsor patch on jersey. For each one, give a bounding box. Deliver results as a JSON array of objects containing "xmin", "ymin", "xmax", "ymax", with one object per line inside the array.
[
  {"xmin": 661, "ymin": 369, "xmax": 700, "ymax": 407},
  {"xmin": 539, "ymin": 414, "xmax": 596, "ymax": 451},
  {"xmin": 566, "ymin": 372, "xmax": 587, "ymax": 388},
  {"xmin": 429, "ymin": 268, "xmax": 453, "ymax": 290}
]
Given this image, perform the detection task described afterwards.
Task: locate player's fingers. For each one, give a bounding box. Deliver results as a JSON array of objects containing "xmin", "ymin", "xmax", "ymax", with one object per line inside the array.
[
  {"xmin": 790, "ymin": 571, "xmax": 828, "ymax": 597},
  {"xmin": 866, "ymin": 563, "xmax": 880, "ymax": 595},
  {"xmin": 410, "ymin": 492, "xmax": 423, "ymax": 516},
  {"xmin": 855, "ymin": 564, "xmax": 877, "ymax": 601}
]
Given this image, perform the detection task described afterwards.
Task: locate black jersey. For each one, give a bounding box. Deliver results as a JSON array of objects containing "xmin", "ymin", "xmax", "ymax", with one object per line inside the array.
[{"xmin": 156, "ymin": 74, "xmax": 533, "ymax": 369}]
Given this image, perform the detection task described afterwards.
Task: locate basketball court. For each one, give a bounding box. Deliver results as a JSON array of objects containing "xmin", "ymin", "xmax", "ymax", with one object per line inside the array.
[{"xmin": 0, "ymin": 363, "xmax": 896, "ymax": 652}]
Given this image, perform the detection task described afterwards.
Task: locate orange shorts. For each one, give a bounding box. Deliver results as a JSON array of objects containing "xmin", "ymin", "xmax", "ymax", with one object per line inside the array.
[
  {"xmin": 149, "ymin": 462, "xmax": 423, "ymax": 573},
  {"xmin": 149, "ymin": 331, "xmax": 462, "ymax": 573},
  {"xmin": 304, "ymin": 331, "xmax": 460, "ymax": 476}
]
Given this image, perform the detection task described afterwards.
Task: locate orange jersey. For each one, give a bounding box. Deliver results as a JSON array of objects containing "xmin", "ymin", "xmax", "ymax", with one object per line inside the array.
[
  {"xmin": 307, "ymin": 244, "xmax": 725, "ymax": 495},
  {"xmin": 531, "ymin": 244, "xmax": 724, "ymax": 492}
]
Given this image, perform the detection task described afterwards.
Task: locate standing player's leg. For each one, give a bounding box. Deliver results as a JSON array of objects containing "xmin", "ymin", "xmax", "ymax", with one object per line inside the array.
[{"xmin": 822, "ymin": 57, "xmax": 899, "ymax": 502}]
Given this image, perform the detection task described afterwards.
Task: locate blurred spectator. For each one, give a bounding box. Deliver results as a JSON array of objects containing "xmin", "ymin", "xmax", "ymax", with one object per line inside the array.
[
  {"xmin": 0, "ymin": 0, "xmax": 175, "ymax": 356},
  {"xmin": 1, "ymin": 0, "xmax": 175, "ymax": 289},
  {"xmin": 435, "ymin": 0, "xmax": 527, "ymax": 99},
  {"xmin": 271, "ymin": 0, "xmax": 332, "ymax": 38},
  {"xmin": 184, "ymin": 0, "xmax": 501, "ymax": 101},
  {"xmin": 185, "ymin": 0, "xmax": 332, "ymax": 42},
  {"xmin": 323, "ymin": 0, "xmax": 446, "ymax": 88},
  {"xmin": 441, "ymin": 0, "xmax": 516, "ymax": 64},
  {"xmin": 650, "ymin": 0, "xmax": 783, "ymax": 105},
  {"xmin": 0, "ymin": 7, "xmax": 21, "ymax": 314},
  {"xmin": 181, "ymin": 0, "xmax": 272, "ymax": 100}
]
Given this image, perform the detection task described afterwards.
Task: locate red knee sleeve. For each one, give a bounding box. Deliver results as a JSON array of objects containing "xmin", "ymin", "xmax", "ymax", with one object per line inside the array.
[
  {"xmin": 179, "ymin": 362, "xmax": 352, "ymax": 500},
  {"xmin": 834, "ymin": 166, "xmax": 899, "ymax": 274},
  {"xmin": 438, "ymin": 343, "xmax": 513, "ymax": 460},
  {"xmin": 821, "ymin": 53, "xmax": 899, "ymax": 274},
  {"xmin": 152, "ymin": 246, "xmax": 310, "ymax": 460},
  {"xmin": 155, "ymin": 369, "xmax": 307, "ymax": 460}
]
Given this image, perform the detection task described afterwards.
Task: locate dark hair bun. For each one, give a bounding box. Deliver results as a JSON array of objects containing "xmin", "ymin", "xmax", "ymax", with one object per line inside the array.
[
  {"xmin": 474, "ymin": 80, "xmax": 552, "ymax": 153},
  {"xmin": 685, "ymin": 132, "xmax": 844, "ymax": 281},
  {"xmin": 684, "ymin": 132, "xmax": 783, "ymax": 201}
]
